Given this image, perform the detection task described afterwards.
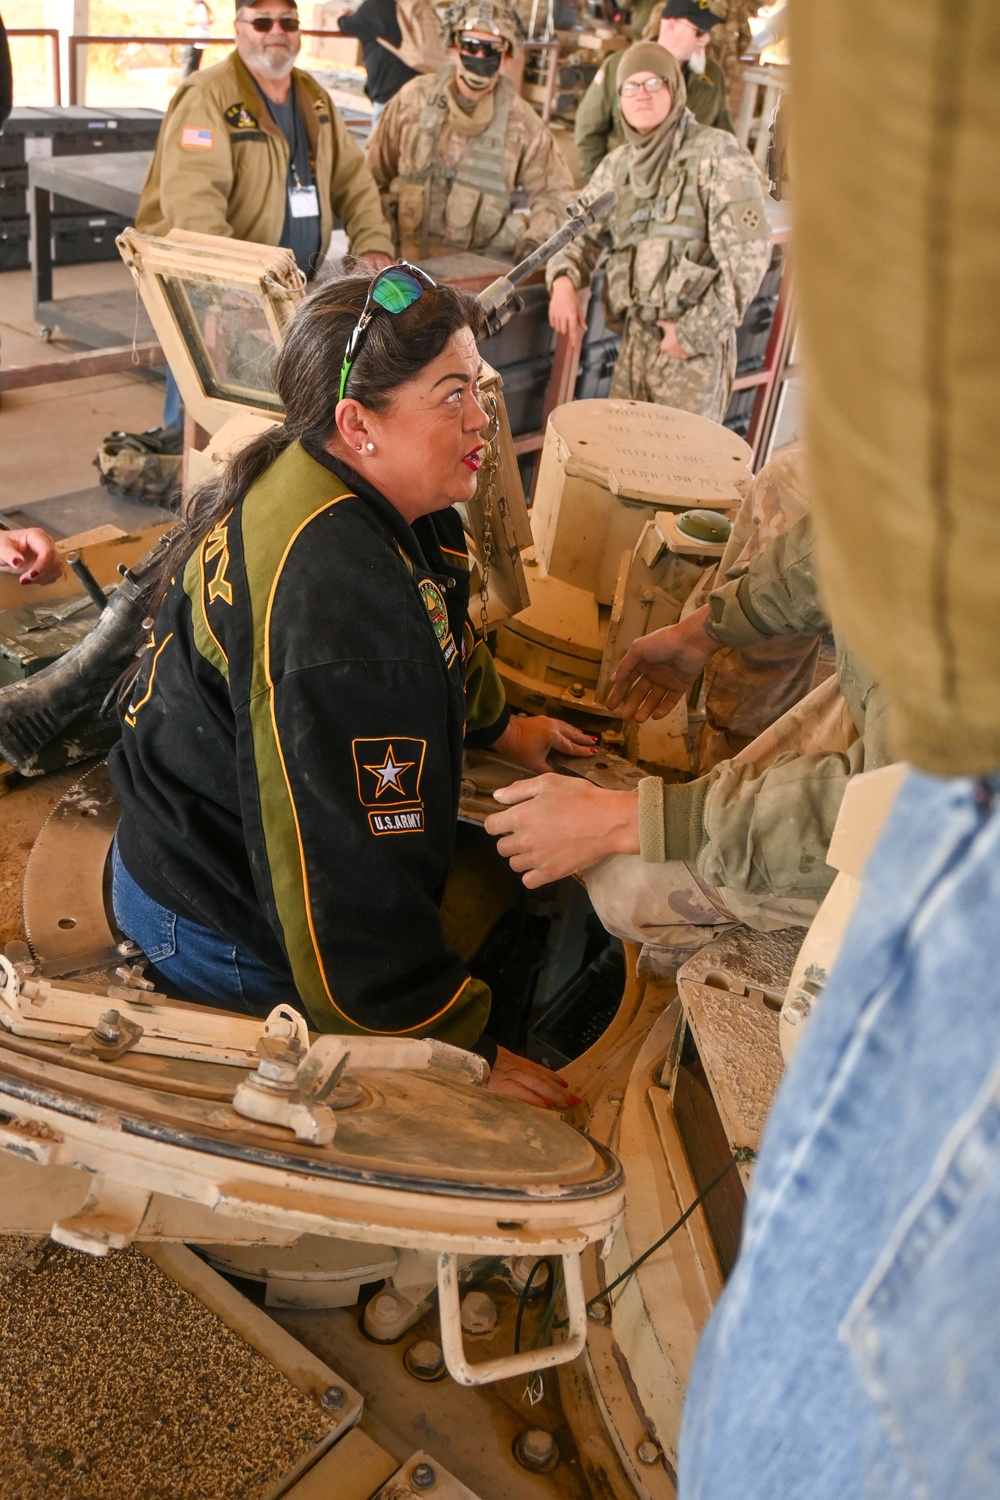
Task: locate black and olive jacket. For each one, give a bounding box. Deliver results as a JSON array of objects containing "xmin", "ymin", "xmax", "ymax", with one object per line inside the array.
[{"xmin": 109, "ymin": 440, "xmax": 509, "ymax": 1047}]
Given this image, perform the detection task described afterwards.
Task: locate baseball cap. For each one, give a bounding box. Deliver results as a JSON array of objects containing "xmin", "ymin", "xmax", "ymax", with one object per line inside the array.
[{"xmin": 662, "ymin": 0, "xmax": 726, "ymax": 33}]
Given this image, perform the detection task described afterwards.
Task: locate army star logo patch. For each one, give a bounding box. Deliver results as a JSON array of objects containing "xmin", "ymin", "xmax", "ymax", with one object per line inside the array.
[{"xmin": 352, "ymin": 737, "xmax": 427, "ymax": 834}]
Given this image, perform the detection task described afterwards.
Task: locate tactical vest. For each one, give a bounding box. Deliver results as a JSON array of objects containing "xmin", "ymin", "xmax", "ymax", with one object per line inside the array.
[
  {"xmin": 393, "ymin": 71, "xmax": 515, "ymax": 253},
  {"xmin": 604, "ymin": 117, "xmax": 721, "ymax": 325}
]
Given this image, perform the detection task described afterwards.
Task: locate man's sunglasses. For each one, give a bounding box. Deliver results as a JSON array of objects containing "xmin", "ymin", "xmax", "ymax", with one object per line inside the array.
[
  {"xmin": 240, "ymin": 13, "xmax": 300, "ymax": 32},
  {"xmin": 458, "ymin": 34, "xmax": 505, "ymax": 55},
  {"xmin": 338, "ymin": 262, "xmax": 438, "ymax": 403}
]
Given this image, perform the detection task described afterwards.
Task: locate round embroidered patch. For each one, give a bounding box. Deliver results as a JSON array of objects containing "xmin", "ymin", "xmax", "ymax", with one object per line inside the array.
[{"xmin": 419, "ymin": 579, "xmax": 449, "ymax": 643}]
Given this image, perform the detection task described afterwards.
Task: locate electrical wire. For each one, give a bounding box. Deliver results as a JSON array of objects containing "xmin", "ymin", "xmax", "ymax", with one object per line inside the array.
[
  {"xmin": 513, "ymin": 1256, "xmax": 554, "ymax": 1355},
  {"xmin": 511, "ymin": 1148, "xmax": 756, "ymax": 1356},
  {"xmin": 584, "ymin": 1147, "xmax": 756, "ymax": 1313}
]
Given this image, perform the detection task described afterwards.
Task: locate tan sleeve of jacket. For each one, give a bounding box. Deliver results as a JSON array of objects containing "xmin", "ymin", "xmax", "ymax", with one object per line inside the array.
[
  {"xmin": 148, "ymin": 85, "xmax": 236, "ymax": 237},
  {"xmin": 326, "ymin": 102, "xmax": 395, "ymax": 258},
  {"xmin": 573, "ymin": 56, "xmax": 620, "ymax": 182}
]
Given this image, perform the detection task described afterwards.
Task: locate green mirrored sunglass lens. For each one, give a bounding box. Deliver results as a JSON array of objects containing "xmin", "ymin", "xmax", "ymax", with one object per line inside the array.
[{"xmin": 371, "ymin": 271, "xmax": 425, "ymax": 314}]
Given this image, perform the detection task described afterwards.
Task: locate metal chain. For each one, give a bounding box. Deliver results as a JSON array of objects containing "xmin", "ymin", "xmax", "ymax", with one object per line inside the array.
[{"xmin": 477, "ymin": 392, "xmax": 500, "ymax": 641}]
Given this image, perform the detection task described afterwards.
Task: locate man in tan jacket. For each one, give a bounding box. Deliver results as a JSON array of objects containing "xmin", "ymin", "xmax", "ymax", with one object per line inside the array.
[
  {"xmin": 138, "ymin": 0, "xmax": 393, "ymax": 275},
  {"xmin": 138, "ymin": 0, "xmax": 394, "ymax": 421}
]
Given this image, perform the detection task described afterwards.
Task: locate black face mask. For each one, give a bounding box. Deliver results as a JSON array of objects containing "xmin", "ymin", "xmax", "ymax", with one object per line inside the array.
[{"xmin": 459, "ymin": 47, "xmax": 503, "ymax": 78}]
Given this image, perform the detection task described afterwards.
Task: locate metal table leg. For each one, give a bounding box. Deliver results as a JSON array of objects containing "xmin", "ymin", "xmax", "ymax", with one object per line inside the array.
[{"xmin": 30, "ymin": 181, "xmax": 54, "ymax": 335}]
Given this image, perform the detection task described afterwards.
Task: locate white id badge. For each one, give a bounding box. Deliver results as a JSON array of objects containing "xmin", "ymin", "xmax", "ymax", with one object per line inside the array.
[{"xmin": 289, "ymin": 185, "xmax": 319, "ymax": 219}]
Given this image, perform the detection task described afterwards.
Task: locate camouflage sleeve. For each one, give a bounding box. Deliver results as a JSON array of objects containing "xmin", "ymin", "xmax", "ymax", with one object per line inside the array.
[
  {"xmin": 574, "ymin": 62, "xmax": 617, "ymax": 181},
  {"xmin": 638, "ymin": 735, "xmax": 864, "ymax": 901},
  {"xmin": 544, "ymin": 151, "xmax": 617, "ymax": 290},
  {"xmin": 513, "ymin": 115, "xmax": 575, "ymax": 250},
  {"xmin": 673, "ymin": 137, "xmax": 772, "ymax": 357},
  {"xmin": 708, "ymin": 512, "xmax": 831, "ymax": 646},
  {"xmin": 327, "ymin": 102, "xmax": 395, "ymax": 258}
]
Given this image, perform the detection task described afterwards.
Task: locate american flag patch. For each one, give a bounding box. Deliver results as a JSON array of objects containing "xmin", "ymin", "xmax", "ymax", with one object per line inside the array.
[{"xmin": 181, "ymin": 127, "xmax": 213, "ymax": 149}]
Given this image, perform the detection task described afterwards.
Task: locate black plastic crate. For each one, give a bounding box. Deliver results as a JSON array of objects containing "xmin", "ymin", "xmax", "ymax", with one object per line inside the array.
[
  {"xmin": 480, "ymin": 282, "xmax": 555, "ymax": 367},
  {"xmin": 0, "ymin": 167, "xmax": 27, "ymax": 220},
  {"xmin": 51, "ymin": 211, "xmax": 131, "ymax": 265},
  {"xmin": 574, "ymin": 334, "xmax": 620, "ymax": 400},
  {"xmin": 581, "ymin": 265, "xmax": 620, "ymax": 344},
  {"xmin": 0, "ymin": 109, "xmax": 58, "ymax": 168},
  {"xmin": 723, "ymin": 384, "xmax": 757, "ymax": 438},
  {"xmin": 735, "ymin": 243, "xmax": 785, "ymax": 374},
  {"xmin": 496, "ymin": 352, "xmax": 553, "ymax": 436},
  {"xmin": 0, "ymin": 219, "xmax": 29, "ymax": 271},
  {"xmin": 0, "ymin": 106, "xmax": 163, "ymax": 168}
]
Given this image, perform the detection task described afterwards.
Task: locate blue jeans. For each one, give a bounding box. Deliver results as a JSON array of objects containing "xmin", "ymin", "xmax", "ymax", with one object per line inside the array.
[
  {"xmin": 111, "ymin": 841, "xmax": 304, "ymax": 1020},
  {"xmin": 680, "ymin": 769, "xmax": 1000, "ymax": 1500},
  {"xmin": 163, "ymin": 368, "xmax": 183, "ymax": 430}
]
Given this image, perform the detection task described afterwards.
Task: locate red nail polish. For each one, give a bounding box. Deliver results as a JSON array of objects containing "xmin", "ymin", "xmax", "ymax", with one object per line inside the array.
[
  {"xmin": 566, "ymin": 1094, "xmax": 582, "ymax": 1105},
  {"xmin": 11, "ymin": 557, "xmax": 23, "ymax": 568}
]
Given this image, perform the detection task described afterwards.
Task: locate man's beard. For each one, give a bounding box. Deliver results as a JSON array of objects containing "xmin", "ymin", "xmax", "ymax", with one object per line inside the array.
[{"xmin": 253, "ymin": 46, "xmax": 297, "ymax": 79}]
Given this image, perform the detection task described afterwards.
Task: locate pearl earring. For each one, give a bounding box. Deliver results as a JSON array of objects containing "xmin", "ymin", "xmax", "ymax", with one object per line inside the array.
[{"xmin": 366, "ymin": 442, "xmax": 375, "ymax": 452}]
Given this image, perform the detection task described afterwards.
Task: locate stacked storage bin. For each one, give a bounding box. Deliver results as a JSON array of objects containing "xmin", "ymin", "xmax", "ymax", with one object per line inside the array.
[{"xmin": 0, "ymin": 107, "xmax": 163, "ymax": 272}]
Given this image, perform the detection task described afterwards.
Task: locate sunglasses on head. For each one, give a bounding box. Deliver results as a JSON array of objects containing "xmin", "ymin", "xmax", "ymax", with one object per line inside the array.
[
  {"xmin": 241, "ymin": 12, "xmax": 300, "ymax": 31},
  {"xmin": 458, "ymin": 34, "xmax": 505, "ymax": 55},
  {"xmin": 619, "ymin": 74, "xmax": 670, "ymax": 97},
  {"xmin": 338, "ymin": 262, "xmax": 438, "ymax": 403}
]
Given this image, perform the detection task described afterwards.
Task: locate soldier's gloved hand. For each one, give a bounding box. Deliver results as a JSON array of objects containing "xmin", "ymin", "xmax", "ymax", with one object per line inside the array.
[
  {"xmin": 656, "ymin": 319, "xmax": 690, "ymax": 360},
  {"xmin": 607, "ymin": 604, "xmax": 721, "ymax": 722},
  {"xmin": 0, "ymin": 527, "xmax": 62, "ymax": 586},
  {"xmin": 491, "ymin": 713, "xmax": 597, "ymax": 774},
  {"xmin": 548, "ymin": 275, "xmax": 587, "ymax": 347},
  {"xmin": 485, "ymin": 1045, "xmax": 581, "ymax": 1108},
  {"xmin": 485, "ymin": 773, "xmax": 640, "ymax": 888},
  {"xmin": 513, "ymin": 237, "xmax": 540, "ymax": 262}
]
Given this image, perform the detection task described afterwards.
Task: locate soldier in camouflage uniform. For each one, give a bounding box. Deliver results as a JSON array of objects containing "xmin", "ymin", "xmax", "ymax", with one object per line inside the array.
[
  {"xmin": 485, "ymin": 449, "xmax": 893, "ymax": 967},
  {"xmin": 575, "ymin": 0, "xmax": 734, "ymax": 183},
  {"xmin": 696, "ymin": 443, "xmax": 821, "ymax": 770},
  {"xmin": 548, "ymin": 39, "xmax": 770, "ymax": 422},
  {"xmin": 366, "ymin": 0, "xmax": 573, "ymax": 261}
]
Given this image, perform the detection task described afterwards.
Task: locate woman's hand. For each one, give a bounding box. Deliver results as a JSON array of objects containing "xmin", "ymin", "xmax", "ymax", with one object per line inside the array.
[
  {"xmin": 491, "ymin": 714, "xmax": 597, "ymax": 774},
  {"xmin": 0, "ymin": 528, "xmax": 62, "ymax": 586},
  {"xmin": 485, "ymin": 775, "xmax": 640, "ymax": 888},
  {"xmin": 656, "ymin": 319, "xmax": 690, "ymax": 360},
  {"xmin": 485, "ymin": 1044, "xmax": 580, "ymax": 1108},
  {"xmin": 549, "ymin": 276, "xmax": 587, "ymax": 345},
  {"xmin": 606, "ymin": 604, "xmax": 721, "ymax": 722}
]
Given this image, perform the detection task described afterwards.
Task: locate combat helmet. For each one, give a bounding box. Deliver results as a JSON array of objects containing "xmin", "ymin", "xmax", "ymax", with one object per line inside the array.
[{"xmin": 442, "ymin": 0, "xmax": 526, "ymax": 51}]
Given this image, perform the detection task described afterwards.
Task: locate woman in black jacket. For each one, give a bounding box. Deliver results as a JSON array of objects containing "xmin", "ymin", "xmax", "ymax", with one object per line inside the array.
[{"xmin": 110, "ymin": 268, "xmax": 588, "ymax": 1106}]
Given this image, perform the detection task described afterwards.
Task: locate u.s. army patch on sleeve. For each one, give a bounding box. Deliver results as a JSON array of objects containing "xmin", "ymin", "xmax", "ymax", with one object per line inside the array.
[
  {"xmin": 224, "ymin": 102, "xmax": 260, "ymax": 130},
  {"xmin": 352, "ymin": 737, "xmax": 427, "ymax": 834}
]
